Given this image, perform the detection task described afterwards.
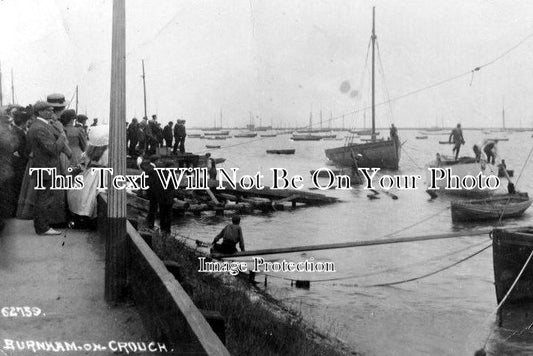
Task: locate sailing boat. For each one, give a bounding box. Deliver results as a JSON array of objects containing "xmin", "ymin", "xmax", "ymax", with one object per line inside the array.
[{"xmin": 325, "ymin": 7, "xmax": 400, "ymax": 170}]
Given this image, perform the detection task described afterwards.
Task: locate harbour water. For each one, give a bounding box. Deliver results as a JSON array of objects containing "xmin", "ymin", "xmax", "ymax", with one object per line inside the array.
[{"xmin": 173, "ymin": 129, "xmax": 533, "ymax": 355}]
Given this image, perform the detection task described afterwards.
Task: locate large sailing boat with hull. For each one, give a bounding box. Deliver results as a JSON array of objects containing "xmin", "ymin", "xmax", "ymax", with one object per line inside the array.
[{"xmin": 325, "ymin": 7, "xmax": 401, "ymax": 170}]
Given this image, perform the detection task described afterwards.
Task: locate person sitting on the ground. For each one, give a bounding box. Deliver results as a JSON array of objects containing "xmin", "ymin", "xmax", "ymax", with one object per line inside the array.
[{"xmin": 211, "ymin": 215, "xmax": 245, "ymax": 254}]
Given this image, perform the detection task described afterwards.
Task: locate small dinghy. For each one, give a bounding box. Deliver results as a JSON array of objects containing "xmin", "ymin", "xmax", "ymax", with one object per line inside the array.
[
  {"xmin": 451, "ymin": 194, "xmax": 532, "ymax": 222},
  {"xmin": 205, "ymin": 145, "xmax": 221, "ymax": 149}
]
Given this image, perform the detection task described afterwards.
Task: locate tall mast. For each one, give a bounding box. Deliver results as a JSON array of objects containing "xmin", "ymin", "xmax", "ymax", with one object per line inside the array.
[
  {"xmin": 320, "ymin": 109, "xmax": 323, "ymax": 129},
  {"xmin": 309, "ymin": 111, "xmax": 313, "ymax": 128},
  {"xmin": 75, "ymin": 85, "xmax": 79, "ymax": 114},
  {"xmin": 371, "ymin": 6, "xmax": 376, "ymax": 139},
  {"xmin": 502, "ymin": 97, "xmax": 506, "ymax": 130},
  {"xmin": 11, "ymin": 68, "xmax": 15, "ymax": 105},
  {"xmin": 141, "ymin": 59, "xmax": 147, "ymax": 119}
]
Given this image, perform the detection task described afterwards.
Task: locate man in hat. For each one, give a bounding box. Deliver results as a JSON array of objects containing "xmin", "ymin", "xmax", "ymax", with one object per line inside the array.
[
  {"xmin": 173, "ymin": 119, "xmax": 186, "ymax": 154},
  {"xmin": 91, "ymin": 118, "xmax": 98, "ymax": 127},
  {"xmin": 163, "ymin": 121, "xmax": 173, "ymax": 148},
  {"xmin": 27, "ymin": 101, "xmax": 68, "ymax": 235}
]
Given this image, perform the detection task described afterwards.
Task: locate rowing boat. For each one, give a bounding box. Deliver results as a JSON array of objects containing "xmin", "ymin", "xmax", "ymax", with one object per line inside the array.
[{"xmin": 451, "ymin": 194, "xmax": 531, "ymax": 222}]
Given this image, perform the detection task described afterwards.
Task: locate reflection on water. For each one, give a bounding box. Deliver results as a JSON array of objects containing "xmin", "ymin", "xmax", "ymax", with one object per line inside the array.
[{"xmin": 174, "ymin": 129, "xmax": 533, "ymax": 355}]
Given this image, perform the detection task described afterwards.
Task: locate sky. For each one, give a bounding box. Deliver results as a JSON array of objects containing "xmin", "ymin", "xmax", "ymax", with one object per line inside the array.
[{"xmin": 0, "ymin": 0, "xmax": 533, "ymax": 129}]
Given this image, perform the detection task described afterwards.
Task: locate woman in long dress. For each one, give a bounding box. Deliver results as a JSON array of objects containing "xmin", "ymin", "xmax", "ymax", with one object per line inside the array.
[{"xmin": 68, "ymin": 125, "xmax": 109, "ymax": 221}]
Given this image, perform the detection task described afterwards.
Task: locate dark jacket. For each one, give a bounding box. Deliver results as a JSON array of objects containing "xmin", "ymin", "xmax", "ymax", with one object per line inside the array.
[
  {"xmin": 174, "ymin": 123, "xmax": 186, "ymax": 137},
  {"xmin": 27, "ymin": 118, "xmax": 67, "ymax": 180},
  {"xmin": 145, "ymin": 163, "xmax": 176, "ymax": 205},
  {"xmin": 163, "ymin": 125, "xmax": 173, "ymax": 141}
]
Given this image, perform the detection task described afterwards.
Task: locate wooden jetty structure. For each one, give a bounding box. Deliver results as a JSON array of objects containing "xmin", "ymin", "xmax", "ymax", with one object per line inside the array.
[{"xmin": 127, "ymin": 181, "xmax": 339, "ymax": 219}]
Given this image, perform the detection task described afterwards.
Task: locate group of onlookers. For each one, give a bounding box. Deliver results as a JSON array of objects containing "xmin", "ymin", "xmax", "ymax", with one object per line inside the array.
[
  {"xmin": 0, "ymin": 93, "xmax": 101, "ymax": 235},
  {"xmin": 126, "ymin": 115, "xmax": 186, "ymax": 157},
  {"xmin": 126, "ymin": 115, "xmax": 187, "ymax": 157}
]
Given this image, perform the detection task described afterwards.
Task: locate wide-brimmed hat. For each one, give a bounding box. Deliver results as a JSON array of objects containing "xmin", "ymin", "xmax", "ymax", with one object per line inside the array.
[{"xmin": 46, "ymin": 93, "xmax": 68, "ymax": 108}]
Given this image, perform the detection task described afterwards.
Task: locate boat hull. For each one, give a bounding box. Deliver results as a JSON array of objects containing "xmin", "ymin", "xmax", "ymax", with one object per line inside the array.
[
  {"xmin": 493, "ymin": 227, "xmax": 533, "ymax": 305},
  {"xmin": 451, "ymin": 195, "xmax": 532, "ymax": 222},
  {"xmin": 426, "ymin": 157, "xmax": 498, "ymax": 197},
  {"xmin": 324, "ymin": 139, "xmax": 400, "ymax": 170},
  {"xmin": 266, "ymin": 149, "xmax": 295, "ymax": 155}
]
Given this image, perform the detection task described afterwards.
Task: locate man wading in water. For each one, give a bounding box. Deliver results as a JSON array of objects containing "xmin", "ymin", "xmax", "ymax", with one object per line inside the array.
[{"xmin": 211, "ymin": 215, "xmax": 245, "ymax": 255}]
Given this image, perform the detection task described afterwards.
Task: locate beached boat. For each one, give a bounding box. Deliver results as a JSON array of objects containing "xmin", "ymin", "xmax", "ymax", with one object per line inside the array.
[
  {"xmin": 416, "ymin": 135, "xmax": 428, "ymax": 139},
  {"xmin": 325, "ymin": 8, "xmax": 401, "ymax": 170},
  {"xmin": 260, "ymin": 134, "xmax": 277, "ymax": 137},
  {"xmin": 188, "ymin": 133, "xmax": 202, "ymax": 138},
  {"xmin": 451, "ymin": 194, "xmax": 531, "ymax": 222},
  {"xmin": 492, "ymin": 227, "xmax": 533, "ymax": 305},
  {"xmin": 205, "ymin": 145, "xmax": 220, "ymax": 149},
  {"xmin": 426, "ymin": 155, "xmax": 498, "ymax": 197},
  {"xmin": 266, "ymin": 149, "xmax": 295, "ymax": 155}
]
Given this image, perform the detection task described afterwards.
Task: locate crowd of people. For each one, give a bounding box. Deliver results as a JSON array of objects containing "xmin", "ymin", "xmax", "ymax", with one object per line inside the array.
[
  {"xmin": 126, "ymin": 116, "xmax": 187, "ymax": 156},
  {"xmin": 0, "ymin": 94, "xmax": 234, "ymax": 247},
  {"xmin": 0, "ymin": 94, "xmax": 107, "ymax": 235}
]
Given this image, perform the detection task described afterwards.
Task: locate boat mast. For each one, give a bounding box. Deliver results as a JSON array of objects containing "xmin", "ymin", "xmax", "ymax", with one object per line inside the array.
[
  {"xmin": 371, "ymin": 6, "xmax": 376, "ymax": 140},
  {"xmin": 141, "ymin": 59, "xmax": 147, "ymax": 119},
  {"xmin": 75, "ymin": 85, "xmax": 79, "ymax": 114},
  {"xmin": 309, "ymin": 111, "xmax": 313, "ymax": 128},
  {"xmin": 502, "ymin": 97, "xmax": 506, "ymax": 130},
  {"xmin": 0, "ymin": 62, "xmax": 3, "ymax": 107},
  {"xmin": 11, "ymin": 68, "xmax": 15, "ymax": 105}
]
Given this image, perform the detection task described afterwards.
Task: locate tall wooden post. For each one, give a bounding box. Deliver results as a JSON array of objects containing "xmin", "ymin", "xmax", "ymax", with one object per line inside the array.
[{"xmin": 105, "ymin": 0, "xmax": 127, "ymax": 303}]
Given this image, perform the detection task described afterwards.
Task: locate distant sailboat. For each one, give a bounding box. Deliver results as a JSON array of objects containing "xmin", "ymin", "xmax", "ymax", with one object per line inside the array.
[{"xmin": 325, "ymin": 7, "xmax": 400, "ymax": 170}]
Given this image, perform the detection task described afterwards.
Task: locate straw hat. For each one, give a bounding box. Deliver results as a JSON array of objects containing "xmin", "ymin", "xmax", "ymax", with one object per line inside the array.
[{"xmin": 46, "ymin": 93, "xmax": 68, "ymax": 108}]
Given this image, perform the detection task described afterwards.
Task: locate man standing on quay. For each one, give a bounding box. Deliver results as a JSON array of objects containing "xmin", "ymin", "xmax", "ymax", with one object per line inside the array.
[{"xmin": 27, "ymin": 101, "xmax": 68, "ymax": 235}]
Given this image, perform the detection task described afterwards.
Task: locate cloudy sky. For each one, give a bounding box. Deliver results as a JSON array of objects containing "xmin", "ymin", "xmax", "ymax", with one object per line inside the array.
[{"xmin": 1, "ymin": 0, "xmax": 532, "ymax": 128}]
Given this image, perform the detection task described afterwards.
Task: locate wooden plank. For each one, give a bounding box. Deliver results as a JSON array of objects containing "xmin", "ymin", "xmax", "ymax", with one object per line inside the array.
[
  {"xmin": 217, "ymin": 229, "xmax": 493, "ymax": 258},
  {"xmin": 127, "ymin": 222, "xmax": 230, "ymax": 355}
]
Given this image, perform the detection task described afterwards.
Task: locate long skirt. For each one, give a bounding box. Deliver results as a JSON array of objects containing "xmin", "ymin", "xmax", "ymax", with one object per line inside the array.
[{"xmin": 16, "ymin": 160, "xmax": 67, "ymax": 225}]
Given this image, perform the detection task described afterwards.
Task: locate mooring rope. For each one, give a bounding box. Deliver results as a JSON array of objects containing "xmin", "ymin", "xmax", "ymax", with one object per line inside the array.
[{"xmin": 471, "ymin": 249, "xmax": 533, "ymax": 354}]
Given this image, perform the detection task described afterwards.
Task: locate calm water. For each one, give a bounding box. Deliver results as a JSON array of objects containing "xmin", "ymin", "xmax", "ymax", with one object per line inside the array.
[{"xmin": 173, "ymin": 129, "xmax": 533, "ymax": 356}]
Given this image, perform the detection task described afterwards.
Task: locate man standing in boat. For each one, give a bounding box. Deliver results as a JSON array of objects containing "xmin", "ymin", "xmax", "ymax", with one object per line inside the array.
[{"xmin": 448, "ymin": 123, "xmax": 465, "ymax": 161}]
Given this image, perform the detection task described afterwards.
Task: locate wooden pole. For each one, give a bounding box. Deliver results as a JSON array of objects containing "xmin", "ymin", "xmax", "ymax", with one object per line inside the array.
[
  {"xmin": 217, "ymin": 229, "xmax": 493, "ymax": 258},
  {"xmin": 142, "ymin": 59, "xmax": 147, "ymax": 119},
  {"xmin": 105, "ymin": 0, "xmax": 127, "ymax": 303}
]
